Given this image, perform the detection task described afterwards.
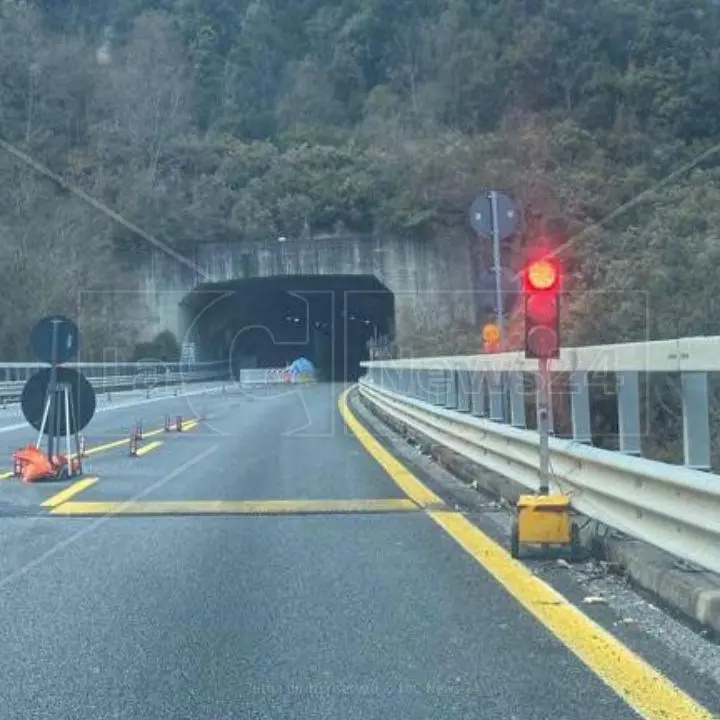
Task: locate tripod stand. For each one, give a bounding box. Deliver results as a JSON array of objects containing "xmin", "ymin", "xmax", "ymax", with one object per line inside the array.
[{"xmin": 33, "ymin": 382, "xmax": 83, "ymax": 479}]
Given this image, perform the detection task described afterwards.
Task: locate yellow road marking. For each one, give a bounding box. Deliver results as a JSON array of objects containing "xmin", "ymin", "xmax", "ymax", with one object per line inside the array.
[
  {"xmin": 0, "ymin": 419, "xmax": 200, "ymax": 479},
  {"xmin": 49, "ymin": 498, "xmax": 418, "ymax": 516},
  {"xmin": 83, "ymin": 437, "xmax": 130, "ymax": 456},
  {"xmin": 339, "ymin": 388, "xmax": 716, "ymax": 720},
  {"xmin": 78, "ymin": 421, "xmax": 192, "ymax": 457},
  {"xmin": 136, "ymin": 440, "xmax": 163, "ymax": 457},
  {"xmin": 338, "ymin": 389, "xmax": 444, "ymax": 509},
  {"xmin": 41, "ymin": 477, "xmax": 98, "ymax": 508}
]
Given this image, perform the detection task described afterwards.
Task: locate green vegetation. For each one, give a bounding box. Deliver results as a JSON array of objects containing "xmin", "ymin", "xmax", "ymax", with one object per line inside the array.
[
  {"xmin": 2, "ymin": 0, "xmax": 720, "ymax": 354},
  {"xmin": 1, "ymin": 0, "xmax": 720, "ymax": 461}
]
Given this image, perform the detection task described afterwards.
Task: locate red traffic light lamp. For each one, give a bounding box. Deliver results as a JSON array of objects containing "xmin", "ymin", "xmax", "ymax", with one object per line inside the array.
[
  {"xmin": 525, "ymin": 258, "xmax": 558, "ymax": 292},
  {"xmin": 523, "ymin": 256, "xmax": 561, "ymax": 360}
]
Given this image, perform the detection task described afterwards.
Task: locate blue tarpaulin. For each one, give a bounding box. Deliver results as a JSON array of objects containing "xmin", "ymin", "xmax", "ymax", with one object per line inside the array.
[{"xmin": 287, "ymin": 357, "xmax": 315, "ymax": 375}]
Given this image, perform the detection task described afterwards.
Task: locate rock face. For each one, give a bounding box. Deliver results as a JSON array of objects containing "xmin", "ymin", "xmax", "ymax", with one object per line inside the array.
[{"xmin": 139, "ymin": 233, "xmax": 480, "ymax": 347}]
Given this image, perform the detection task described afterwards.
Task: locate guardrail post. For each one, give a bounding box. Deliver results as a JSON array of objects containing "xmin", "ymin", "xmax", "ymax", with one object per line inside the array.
[
  {"xmin": 456, "ymin": 371, "xmax": 472, "ymax": 412},
  {"xmin": 508, "ymin": 372, "xmax": 526, "ymax": 428},
  {"xmin": 489, "ymin": 372, "xmax": 505, "ymax": 422},
  {"xmin": 398, "ymin": 369, "xmax": 409, "ymax": 395},
  {"xmin": 428, "ymin": 369, "xmax": 447, "ymax": 405},
  {"xmin": 617, "ymin": 371, "xmax": 641, "ymax": 455},
  {"xmin": 570, "ymin": 371, "xmax": 592, "ymax": 444},
  {"xmin": 409, "ymin": 369, "xmax": 419, "ymax": 399},
  {"xmin": 470, "ymin": 372, "xmax": 487, "ymax": 417},
  {"xmin": 413, "ymin": 370, "xmax": 428, "ymax": 402},
  {"xmin": 445, "ymin": 370, "xmax": 458, "ymax": 409},
  {"xmin": 681, "ymin": 371, "xmax": 711, "ymax": 470}
]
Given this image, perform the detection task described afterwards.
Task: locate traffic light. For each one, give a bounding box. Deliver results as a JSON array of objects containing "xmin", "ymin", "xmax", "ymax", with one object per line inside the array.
[{"xmin": 523, "ymin": 255, "xmax": 561, "ymax": 359}]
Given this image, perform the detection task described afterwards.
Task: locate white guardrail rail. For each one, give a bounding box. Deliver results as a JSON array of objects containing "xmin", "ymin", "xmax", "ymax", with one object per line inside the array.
[
  {"xmin": 0, "ymin": 362, "xmax": 301, "ymax": 401},
  {"xmin": 359, "ymin": 335, "xmax": 720, "ymax": 575}
]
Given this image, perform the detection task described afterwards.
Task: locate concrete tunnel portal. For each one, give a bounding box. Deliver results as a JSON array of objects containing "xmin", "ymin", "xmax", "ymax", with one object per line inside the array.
[{"xmin": 180, "ymin": 275, "xmax": 395, "ymax": 382}]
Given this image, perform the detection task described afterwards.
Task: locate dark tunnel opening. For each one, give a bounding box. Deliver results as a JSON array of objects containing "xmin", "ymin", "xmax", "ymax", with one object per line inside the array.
[{"xmin": 180, "ymin": 275, "xmax": 395, "ymax": 382}]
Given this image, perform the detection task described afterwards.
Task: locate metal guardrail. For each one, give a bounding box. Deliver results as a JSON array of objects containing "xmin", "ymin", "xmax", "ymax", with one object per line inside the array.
[
  {"xmin": 0, "ymin": 361, "xmax": 229, "ymax": 402},
  {"xmin": 0, "ymin": 363, "xmax": 309, "ymax": 402},
  {"xmin": 359, "ymin": 335, "xmax": 720, "ymax": 575},
  {"xmin": 359, "ymin": 378, "xmax": 720, "ymax": 575},
  {"xmin": 362, "ymin": 335, "xmax": 720, "ymax": 470}
]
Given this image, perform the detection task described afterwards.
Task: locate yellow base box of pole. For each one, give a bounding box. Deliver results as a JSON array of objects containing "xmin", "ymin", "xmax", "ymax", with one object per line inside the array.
[{"xmin": 511, "ymin": 494, "xmax": 578, "ymax": 559}]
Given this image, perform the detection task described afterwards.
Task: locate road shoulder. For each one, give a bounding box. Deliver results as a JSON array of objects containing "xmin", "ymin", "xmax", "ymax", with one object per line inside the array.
[{"xmin": 347, "ymin": 385, "xmax": 720, "ymax": 716}]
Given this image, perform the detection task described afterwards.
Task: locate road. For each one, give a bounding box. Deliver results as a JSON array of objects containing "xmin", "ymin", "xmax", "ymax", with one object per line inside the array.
[{"xmin": 0, "ymin": 382, "xmax": 718, "ymax": 719}]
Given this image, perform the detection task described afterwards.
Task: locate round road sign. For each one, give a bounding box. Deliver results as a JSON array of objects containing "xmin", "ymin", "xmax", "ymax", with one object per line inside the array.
[
  {"xmin": 21, "ymin": 367, "xmax": 96, "ymax": 435},
  {"xmin": 30, "ymin": 315, "xmax": 79, "ymax": 365},
  {"xmin": 469, "ymin": 191, "xmax": 519, "ymax": 240}
]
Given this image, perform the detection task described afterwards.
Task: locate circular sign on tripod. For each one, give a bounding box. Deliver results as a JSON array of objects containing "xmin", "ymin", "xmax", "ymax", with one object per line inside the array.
[
  {"xmin": 30, "ymin": 315, "xmax": 79, "ymax": 365},
  {"xmin": 21, "ymin": 367, "xmax": 96, "ymax": 435}
]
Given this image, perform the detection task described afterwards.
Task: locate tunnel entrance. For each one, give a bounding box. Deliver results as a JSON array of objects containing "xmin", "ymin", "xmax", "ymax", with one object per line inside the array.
[{"xmin": 181, "ymin": 275, "xmax": 394, "ymax": 382}]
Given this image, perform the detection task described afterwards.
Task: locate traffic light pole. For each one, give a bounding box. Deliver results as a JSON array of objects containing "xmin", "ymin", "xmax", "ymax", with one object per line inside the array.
[
  {"xmin": 489, "ymin": 191, "xmax": 512, "ymax": 418},
  {"xmin": 489, "ymin": 190, "xmax": 504, "ymax": 340},
  {"xmin": 537, "ymin": 357, "xmax": 551, "ymax": 494}
]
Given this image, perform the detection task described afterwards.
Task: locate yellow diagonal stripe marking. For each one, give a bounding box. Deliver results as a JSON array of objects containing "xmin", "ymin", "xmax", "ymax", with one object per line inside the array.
[
  {"xmin": 78, "ymin": 419, "xmax": 196, "ymax": 457},
  {"xmin": 83, "ymin": 437, "xmax": 130, "ymax": 456},
  {"xmin": 338, "ymin": 389, "xmax": 443, "ymax": 509},
  {"xmin": 136, "ymin": 440, "xmax": 163, "ymax": 457},
  {"xmin": 340, "ymin": 387, "xmax": 716, "ymax": 720},
  {"xmin": 49, "ymin": 498, "xmax": 419, "ymax": 516},
  {"xmin": 41, "ymin": 477, "xmax": 98, "ymax": 508},
  {"xmin": 0, "ymin": 418, "xmax": 201, "ymax": 477}
]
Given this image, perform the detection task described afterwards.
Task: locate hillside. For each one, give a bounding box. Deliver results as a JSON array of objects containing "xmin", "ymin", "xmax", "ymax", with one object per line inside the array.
[{"xmin": 1, "ymin": 0, "xmax": 720, "ymax": 361}]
